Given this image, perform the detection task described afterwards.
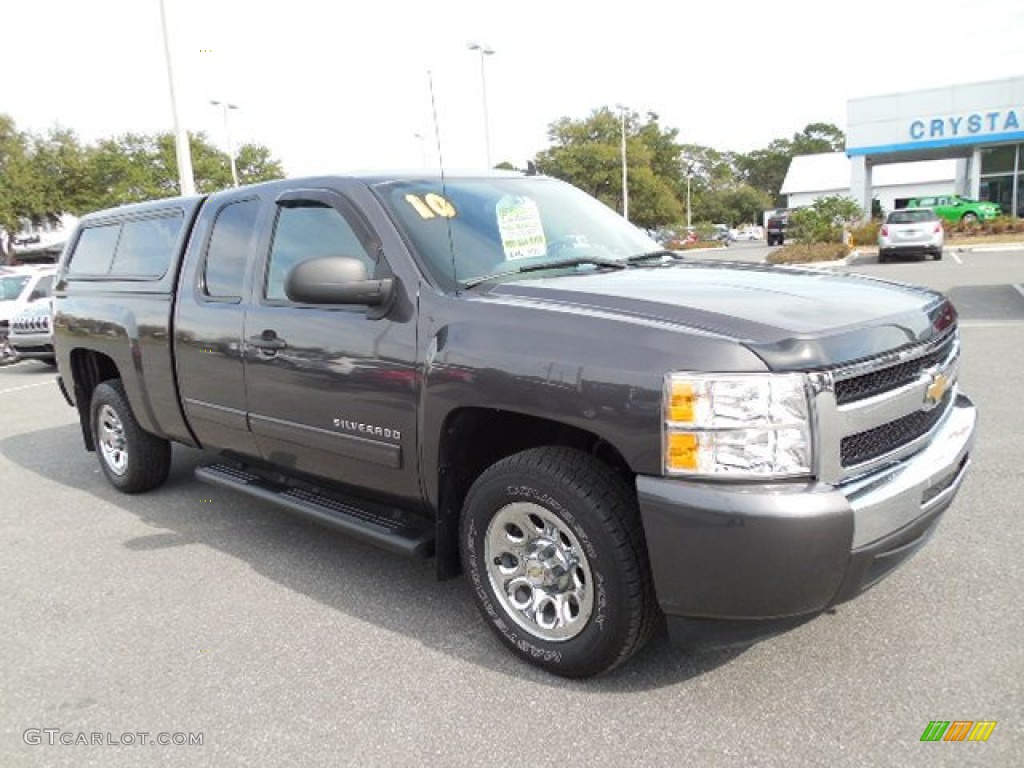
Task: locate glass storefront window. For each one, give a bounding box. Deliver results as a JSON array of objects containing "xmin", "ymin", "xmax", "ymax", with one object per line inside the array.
[
  {"xmin": 982, "ymin": 144, "xmax": 1017, "ymax": 174},
  {"xmin": 980, "ymin": 143, "xmax": 1021, "ymax": 216}
]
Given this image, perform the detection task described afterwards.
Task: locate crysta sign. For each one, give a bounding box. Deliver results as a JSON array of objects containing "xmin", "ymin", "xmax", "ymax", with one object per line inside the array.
[
  {"xmin": 909, "ymin": 109, "xmax": 1022, "ymax": 141},
  {"xmin": 846, "ymin": 76, "xmax": 1024, "ymax": 157}
]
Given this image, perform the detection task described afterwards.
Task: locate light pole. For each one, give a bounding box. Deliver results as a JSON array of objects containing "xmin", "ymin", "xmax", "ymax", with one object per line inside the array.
[
  {"xmin": 615, "ymin": 104, "xmax": 629, "ymax": 221},
  {"xmin": 682, "ymin": 160, "xmax": 700, "ymax": 229},
  {"xmin": 686, "ymin": 171, "xmax": 692, "ymax": 229},
  {"xmin": 210, "ymin": 100, "xmax": 240, "ymax": 187},
  {"xmin": 467, "ymin": 41, "xmax": 495, "ymax": 168},
  {"xmin": 158, "ymin": 0, "xmax": 195, "ymax": 196}
]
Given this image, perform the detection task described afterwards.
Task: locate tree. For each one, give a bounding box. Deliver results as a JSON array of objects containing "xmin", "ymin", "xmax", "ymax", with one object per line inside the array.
[
  {"xmin": 695, "ymin": 184, "xmax": 773, "ymax": 227},
  {"xmin": 84, "ymin": 131, "xmax": 284, "ymax": 210},
  {"xmin": 788, "ymin": 195, "xmax": 862, "ymax": 245},
  {"xmin": 30, "ymin": 126, "xmax": 93, "ymax": 216},
  {"xmin": 735, "ymin": 123, "xmax": 846, "ymax": 206},
  {"xmin": 535, "ymin": 107, "xmax": 683, "ymax": 229},
  {"xmin": 0, "ymin": 115, "xmax": 43, "ymax": 248}
]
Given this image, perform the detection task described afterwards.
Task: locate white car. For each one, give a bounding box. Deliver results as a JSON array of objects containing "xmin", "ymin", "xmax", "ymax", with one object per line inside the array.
[
  {"xmin": 730, "ymin": 227, "xmax": 763, "ymax": 242},
  {"xmin": 10, "ymin": 297, "xmax": 56, "ymax": 364},
  {"xmin": 1, "ymin": 265, "xmax": 57, "ymax": 362},
  {"xmin": 877, "ymin": 208, "xmax": 943, "ymax": 263}
]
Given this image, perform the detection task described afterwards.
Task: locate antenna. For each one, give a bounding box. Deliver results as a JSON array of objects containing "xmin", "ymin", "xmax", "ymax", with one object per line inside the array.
[{"xmin": 427, "ymin": 69, "xmax": 459, "ymax": 293}]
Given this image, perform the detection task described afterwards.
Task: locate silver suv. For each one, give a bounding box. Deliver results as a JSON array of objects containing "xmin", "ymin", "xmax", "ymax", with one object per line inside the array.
[{"xmin": 878, "ymin": 208, "xmax": 943, "ymax": 263}]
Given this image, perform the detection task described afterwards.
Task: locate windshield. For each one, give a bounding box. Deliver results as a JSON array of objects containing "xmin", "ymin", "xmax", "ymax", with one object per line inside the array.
[
  {"xmin": 373, "ymin": 176, "xmax": 660, "ymax": 290},
  {"xmin": 889, "ymin": 210, "xmax": 937, "ymax": 224},
  {"xmin": 0, "ymin": 275, "xmax": 30, "ymax": 301}
]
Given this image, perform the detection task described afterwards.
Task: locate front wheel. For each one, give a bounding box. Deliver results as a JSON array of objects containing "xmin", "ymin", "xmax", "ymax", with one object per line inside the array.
[
  {"xmin": 91, "ymin": 380, "xmax": 171, "ymax": 493},
  {"xmin": 460, "ymin": 447, "xmax": 657, "ymax": 678}
]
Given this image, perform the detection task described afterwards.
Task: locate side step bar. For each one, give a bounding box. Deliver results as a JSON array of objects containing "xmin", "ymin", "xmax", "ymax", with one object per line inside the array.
[{"xmin": 196, "ymin": 463, "xmax": 434, "ymax": 558}]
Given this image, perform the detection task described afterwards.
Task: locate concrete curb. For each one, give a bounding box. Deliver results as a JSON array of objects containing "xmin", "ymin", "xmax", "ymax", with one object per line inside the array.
[{"xmin": 767, "ymin": 241, "xmax": 1024, "ymax": 267}]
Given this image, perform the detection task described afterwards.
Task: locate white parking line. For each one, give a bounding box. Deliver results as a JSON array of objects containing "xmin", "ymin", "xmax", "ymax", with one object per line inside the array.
[
  {"xmin": 960, "ymin": 320, "xmax": 1024, "ymax": 328},
  {"xmin": 0, "ymin": 381, "xmax": 53, "ymax": 396},
  {"xmin": 951, "ymin": 251, "xmax": 963, "ymax": 265}
]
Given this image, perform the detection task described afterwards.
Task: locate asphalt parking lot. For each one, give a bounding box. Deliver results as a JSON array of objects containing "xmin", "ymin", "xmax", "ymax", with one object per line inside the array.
[{"xmin": 1, "ymin": 249, "xmax": 1022, "ymax": 767}]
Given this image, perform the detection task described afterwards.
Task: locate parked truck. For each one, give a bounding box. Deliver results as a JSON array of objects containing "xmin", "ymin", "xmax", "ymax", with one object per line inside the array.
[{"xmin": 52, "ymin": 172, "xmax": 976, "ymax": 677}]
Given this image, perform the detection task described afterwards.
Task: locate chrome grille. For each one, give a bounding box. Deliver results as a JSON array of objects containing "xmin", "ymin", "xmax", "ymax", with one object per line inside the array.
[
  {"xmin": 814, "ymin": 329, "xmax": 961, "ymax": 485},
  {"xmin": 840, "ymin": 390, "xmax": 953, "ymax": 467},
  {"xmin": 835, "ymin": 333, "xmax": 955, "ymax": 405}
]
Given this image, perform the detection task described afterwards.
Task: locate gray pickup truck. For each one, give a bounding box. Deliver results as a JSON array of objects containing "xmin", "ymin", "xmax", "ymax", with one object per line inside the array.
[{"xmin": 52, "ymin": 172, "xmax": 976, "ymax": 677}]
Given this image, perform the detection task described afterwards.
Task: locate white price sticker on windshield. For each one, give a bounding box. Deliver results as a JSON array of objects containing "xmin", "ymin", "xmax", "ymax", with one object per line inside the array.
[{"xmin": 496, "ymin": 196, "xmax": 546, "ymax": 260}]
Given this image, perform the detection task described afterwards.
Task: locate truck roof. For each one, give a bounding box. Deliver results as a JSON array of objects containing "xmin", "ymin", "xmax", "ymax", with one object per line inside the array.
[{"xmin": 75, "ymin": 170, "xmax": 530, "ymax": 225}]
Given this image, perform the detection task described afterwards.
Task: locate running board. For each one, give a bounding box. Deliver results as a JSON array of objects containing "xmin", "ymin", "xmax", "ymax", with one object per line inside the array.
[{"xmin": 195, "ymin": 463, "xmax": 434, "ymax": 558}]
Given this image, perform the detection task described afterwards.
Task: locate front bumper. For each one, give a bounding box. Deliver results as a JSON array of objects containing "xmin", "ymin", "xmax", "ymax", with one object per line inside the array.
[
  {"xmin": 636, "ymin": 393, "xmax": 976, "ymax": 649},
  {"xmin": 10, "ymin": 330, "xmax": 54, "ymax": 359}
]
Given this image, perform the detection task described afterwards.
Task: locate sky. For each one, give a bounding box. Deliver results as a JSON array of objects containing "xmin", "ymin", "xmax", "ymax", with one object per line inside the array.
[{"xmin": 2, "ymin": 0, "xmax": 1022, "ymax": 179}]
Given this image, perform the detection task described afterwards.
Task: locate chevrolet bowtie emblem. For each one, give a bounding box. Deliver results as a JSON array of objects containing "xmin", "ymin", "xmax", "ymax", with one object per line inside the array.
[{"xmin": 924, "ymin": 371, "xmax": 949, "ymax": 410}]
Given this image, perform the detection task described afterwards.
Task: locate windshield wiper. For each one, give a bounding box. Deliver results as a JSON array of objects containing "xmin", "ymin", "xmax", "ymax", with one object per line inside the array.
[
  {"xmin": 462, "ymin": 257, "xmax": 627, "ymax": 289},
  {"xmin": 626, "ymin": 249, "xmax": 682, "ymax": 264}
]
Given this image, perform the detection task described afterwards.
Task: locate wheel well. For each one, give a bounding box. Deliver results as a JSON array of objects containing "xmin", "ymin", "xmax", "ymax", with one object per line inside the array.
[
  {"xmin": 434, "ymin": 408, "xmax": 634, "ymax": 580},
  {"xmin": 69, "ymin": 349, "xmax": 120, "ymax": 451}
]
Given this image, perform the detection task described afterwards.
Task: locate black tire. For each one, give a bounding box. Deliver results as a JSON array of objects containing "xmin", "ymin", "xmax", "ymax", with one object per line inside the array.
[
  {"xmin": 961, "ymin": 212, "xmax": 978, "ymax": 224},
  {"xmin": 90, "ymin": 380, "xmax": 171, "ymax": 494},
  {"xmin": 460, "ymin": 446, "xmax": 657, "ymax": 678},
  {"xmin": 878, "ymin": 252, "xmax": 888, "ymax": 264},
  {"xmin": 934, "ymin": 249, "xmax": 943, "ymax": 261}
]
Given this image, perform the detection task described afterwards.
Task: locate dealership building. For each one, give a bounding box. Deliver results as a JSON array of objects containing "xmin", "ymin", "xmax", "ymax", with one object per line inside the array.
[{"xmin": 781, "ymin": 76, "xmax": 1024, "ymax": 217}]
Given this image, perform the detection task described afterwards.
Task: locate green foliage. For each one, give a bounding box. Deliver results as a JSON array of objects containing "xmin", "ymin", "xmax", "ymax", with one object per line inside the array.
[
  {"xmin": 788, "ymin": 195, "xmax": 862, "ymax": 245},
  {"xmin": 697, "ymin": 184, "xmax": 773, "ymax": 228},
  {"xmin": 0, "ymin": 113, "xmax": 285, "ymax": 236},
  {"xmin": 735, "ymin": 123, "xmax": 846, "ymax": 206},
  {"xmin": 850, "ymin": 219, "xmax": 881, "ymax": 246},
  {"xmin": 535, "ymin": 107, "xmax": 683, "ymax": 229},
  {"xmin": 0, "ymin": 115, "xmax": 43, "ymax": 234},
  {"xmin": 532, "ymin": 108, "xmax": 824, "ymax": 230},
  {"xmin": 946, "ymin": 214, "xmax": 1024, "ymax": 237}
]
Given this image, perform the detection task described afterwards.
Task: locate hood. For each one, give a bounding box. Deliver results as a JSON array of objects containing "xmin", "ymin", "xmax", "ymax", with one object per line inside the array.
[{"xmin": 486, "ymin": 261, "xmax": 952, "ymax": 370}]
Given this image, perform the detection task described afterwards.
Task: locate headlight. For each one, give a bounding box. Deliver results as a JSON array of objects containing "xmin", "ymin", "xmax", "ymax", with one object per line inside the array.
[{"xmin": 663, "ymin": 372, "xmax": 813, "ymax": 478}]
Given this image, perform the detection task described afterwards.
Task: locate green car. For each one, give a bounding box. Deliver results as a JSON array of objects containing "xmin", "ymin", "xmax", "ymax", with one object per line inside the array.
[{"xmin": 908, "ymin": 195, "xmax": 1001, "ymax": 224}]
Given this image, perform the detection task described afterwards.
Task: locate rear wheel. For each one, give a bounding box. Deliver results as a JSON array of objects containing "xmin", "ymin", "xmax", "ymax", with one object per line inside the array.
[
  {"xmin": 460, "ymin": 447, "xmax": 657, "ymax": 678},
  {"xmin": 961, "ymin": 212, "xmax": 978, "ymax": 225},
  {"xmin": 934, "ymin": 249, "xmax": 943, "ymax": 261},
  {"xmin": 91, "ymin": 380, "xmax": 172, "ymax": 493}
]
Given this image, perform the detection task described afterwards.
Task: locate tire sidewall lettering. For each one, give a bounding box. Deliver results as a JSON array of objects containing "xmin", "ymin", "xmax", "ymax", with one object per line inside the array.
[{"xmin": 504, "ymin": 484, "xmax": 599, "ymax": 561}]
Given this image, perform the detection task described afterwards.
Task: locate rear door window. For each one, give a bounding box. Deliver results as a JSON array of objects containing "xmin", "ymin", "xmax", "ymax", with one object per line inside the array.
[{"xmin": 203, "ymin": 199, "xmax": 260, "ymax": 299}]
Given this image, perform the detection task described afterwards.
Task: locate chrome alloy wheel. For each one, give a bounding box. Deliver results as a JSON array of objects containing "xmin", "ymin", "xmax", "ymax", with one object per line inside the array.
[
  {"xmin": 97, "ymin": 404, "xmax": 128, "ymax": 476},
  {"xmin": 484, "ymin": 502, "xmax": 594, "ymax": 642}
]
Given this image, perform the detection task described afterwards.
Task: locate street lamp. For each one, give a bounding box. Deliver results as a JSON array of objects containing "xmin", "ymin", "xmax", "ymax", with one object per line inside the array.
[
  {"xmin": 686, "ymin": 171, "xmax": 692, "ymax": 229},
  {"xmin": 682, "ymin": 160, "xmax": 700, "ymax": 229},
  {"xmin": 467, "ymin": 41, "xmax": 495, "ymax": 168},
  {"xmin": 209, "ymin": 100, "xmax": 240, "ymax": 187},
  {"xmin": 158, "ymin": 0, "xmax": 195, "ymax": 195},
  {"xmin": 615, "ymin": 104, "xmax": 629, "ymax": 221}
]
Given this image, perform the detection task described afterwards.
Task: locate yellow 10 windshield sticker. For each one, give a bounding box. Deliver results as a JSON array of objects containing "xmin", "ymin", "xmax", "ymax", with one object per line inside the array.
[
  {"xmin": 405, "ymin": 193, "xmax": 457, "ymax": 219},
  {"xmin": 496, "ymin": 195, "xmax": 547, "ymax": 260}
]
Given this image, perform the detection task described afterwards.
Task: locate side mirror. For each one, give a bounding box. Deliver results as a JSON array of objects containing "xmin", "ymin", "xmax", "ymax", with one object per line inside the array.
[{"xmin": 284, "ymin": 256, "xmax": 393, "ymax": 306}]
